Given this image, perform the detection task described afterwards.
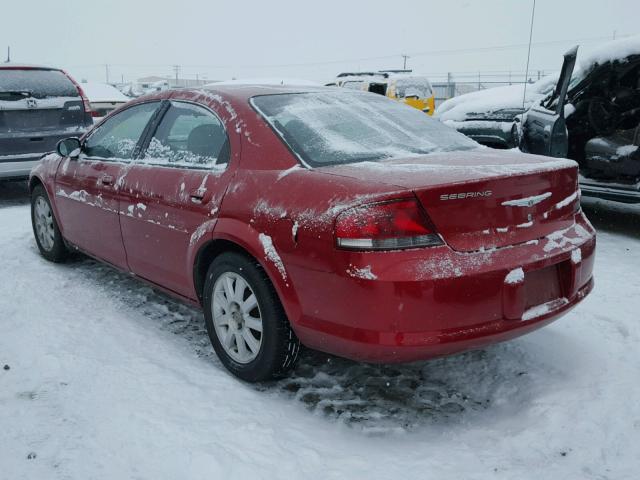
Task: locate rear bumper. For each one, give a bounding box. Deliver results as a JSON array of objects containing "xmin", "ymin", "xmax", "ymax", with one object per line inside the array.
[
  {"xmin": 0, "ymin": 129, "xmax": 80, "ymax": 179},
  {"xmin": 289, "ymin": 213, "xmax": 596, "ymax": 363},
  {"xmin": 0, "ymin": 128, "xmax": 83, "ymax": 161},
  {"xmin": 579, "ymin": 179, "xmax": 640, "ymax": 204},
  {"xmin": 0, "ymin": 157, "xmax": 42, "ymax": 179}
]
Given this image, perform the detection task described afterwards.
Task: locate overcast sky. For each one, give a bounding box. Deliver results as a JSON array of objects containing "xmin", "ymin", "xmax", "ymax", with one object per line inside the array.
[{"xmin": 2, "ymin": 0, "xmax": 638, "ymax": 84}]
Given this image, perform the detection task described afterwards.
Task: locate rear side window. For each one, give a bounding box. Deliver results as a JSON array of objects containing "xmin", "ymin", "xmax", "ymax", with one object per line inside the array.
[
  {"xmin": 143, "ymin": 101, "xmax": 229, "ymax": 168},
  {"xmin": 0, "ymin": 69, "xmax": 78, "ymax": 99},
  {"xmin": 341, "ymin": 81, "xmax": 363, "ymax": 90},
  {"xmin": 394, "ymin": 78, "xmax": 433, "ymax": 98},
  {"xmin": 83, "ymin": 102, "xmax": 159, "ymax": 160}
]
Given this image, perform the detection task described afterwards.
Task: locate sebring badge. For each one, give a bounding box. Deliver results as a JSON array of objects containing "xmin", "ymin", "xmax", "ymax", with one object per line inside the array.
[{"xmin": 440, "ymin": 191, "xmax": 493, "ymax": 201}]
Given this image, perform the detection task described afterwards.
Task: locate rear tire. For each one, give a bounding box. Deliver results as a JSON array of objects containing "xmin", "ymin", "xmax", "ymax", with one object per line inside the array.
[
  {"xmin": 30, "ymin": 184, "xmax": 69, "ymax": 263},
  {"xmin": 203, "ymin": 252, "xmax": 300, "ymax": 382}
]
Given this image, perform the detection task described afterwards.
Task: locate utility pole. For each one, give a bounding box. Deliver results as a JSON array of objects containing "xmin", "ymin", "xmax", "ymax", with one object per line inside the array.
[
  {"xmin": 401, "ymin": 54, "xmax": 409, "ymax": 70},
  {"xmin": 172, "ymin": 65, "xmax": 181, "ymax": 87},
  {"xmin": 105, "ymin": 64, "xmax": 110, "ymax": 84}
]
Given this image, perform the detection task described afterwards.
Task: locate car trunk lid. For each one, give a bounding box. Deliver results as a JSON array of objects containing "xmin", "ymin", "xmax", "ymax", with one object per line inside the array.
[
  {"xmin": 1, "ymin": 67, "xmax": 89, "ymax": 134},
  {"xmin": 318, "ymin": 149, "xmax": 580, "ymax": 252},
  {"xmin": 0, "ymin": 96, "xmax": 86, "ymax": 132}
]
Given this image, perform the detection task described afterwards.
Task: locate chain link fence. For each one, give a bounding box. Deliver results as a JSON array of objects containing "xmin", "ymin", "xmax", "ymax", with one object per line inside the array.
[{"xmin": 431, "ymin": 70, "xmax": 555, "ymax": 110}]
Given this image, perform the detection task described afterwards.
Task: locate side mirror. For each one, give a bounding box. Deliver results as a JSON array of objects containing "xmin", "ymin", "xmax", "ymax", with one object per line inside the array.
[{"xmin": 56, "ymin": 137, "xmax": 82, "ymax": 158}]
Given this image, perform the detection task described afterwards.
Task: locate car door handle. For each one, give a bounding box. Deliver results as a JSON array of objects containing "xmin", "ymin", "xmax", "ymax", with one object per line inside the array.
[
  {"xmin": 190, "ymin": 189, "xmax": 210, "ymax": 204},
  {"xmin": 100, "ymin": 174, "xmax": 114, "ymax": 186}
]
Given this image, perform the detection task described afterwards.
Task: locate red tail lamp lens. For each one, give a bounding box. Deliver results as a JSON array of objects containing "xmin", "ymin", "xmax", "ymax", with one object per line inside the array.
[{"xmin": 335, "ymin": 199, "xmax": 442, "ymax": 250}]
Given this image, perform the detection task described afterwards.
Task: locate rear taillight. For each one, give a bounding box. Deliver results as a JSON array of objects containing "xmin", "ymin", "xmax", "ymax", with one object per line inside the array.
[
  {"xmin": 61, "ymin": 69, "xmax": 92, "ymax": 114},
  {"xmin": 335, "ymin": 198, "xmax": 443, "ymax": 250}
]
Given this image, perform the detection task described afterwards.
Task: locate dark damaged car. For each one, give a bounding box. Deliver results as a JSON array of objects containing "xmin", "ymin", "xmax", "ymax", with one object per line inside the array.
[
  {"xmin": 437, "ymin": 74, "xmax": 558, "ymax": 149},
  {"xmin": 437, "ymin": 36, "xmax": 640, "ymax": 204}
]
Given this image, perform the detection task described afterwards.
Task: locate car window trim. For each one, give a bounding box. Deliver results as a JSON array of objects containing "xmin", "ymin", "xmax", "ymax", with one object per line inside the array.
[
  {"xmin": 249, "ymin": 93, "xmax": 312, "ymax": 169},
  {"xmin": 136, "ymin": 99, "xmax": 231, "ymax": 172},
  {"xmin": 80, "ymin": 100, "xmax": 163, "ymax": 164}
]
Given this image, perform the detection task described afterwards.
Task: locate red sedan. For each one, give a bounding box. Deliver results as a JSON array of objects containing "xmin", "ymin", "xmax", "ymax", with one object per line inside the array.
[{"xmin": 29, "ymin": 85, "xmax": 595, "ymax": 382}]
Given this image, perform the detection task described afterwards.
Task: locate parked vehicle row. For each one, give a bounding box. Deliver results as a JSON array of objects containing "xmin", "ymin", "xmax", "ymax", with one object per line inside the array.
[
  {"xmin": 29, "ymin": 84, "xmax": 595, "ymax": 382},
  {"xmin": 81, "ymin": 82, "xmax": 130, "ymax": 122}
]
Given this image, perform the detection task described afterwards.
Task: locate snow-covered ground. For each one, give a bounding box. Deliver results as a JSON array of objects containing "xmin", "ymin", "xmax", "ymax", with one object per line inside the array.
[{"xmin": 1, "ymin": 181, "xmax": 639, "ymax": 479}]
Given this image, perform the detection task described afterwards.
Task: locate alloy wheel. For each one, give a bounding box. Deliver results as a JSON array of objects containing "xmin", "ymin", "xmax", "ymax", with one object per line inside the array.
[
  {"xmin": 211, "ymin": 272, "xmax": 263, "ymax": 364},
  {"xmin": 34, "ymin": 196, "xmax": 55, "ymax": 252}
]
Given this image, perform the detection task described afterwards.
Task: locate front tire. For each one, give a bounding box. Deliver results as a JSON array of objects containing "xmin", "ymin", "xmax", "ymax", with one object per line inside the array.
[
  {"xmin": 203, "ymin": 252, "xmax": 300, "ymax": 382},
  {"xmin": 31, "ymin": 184, "xmax": 69, "ymax": 263}
]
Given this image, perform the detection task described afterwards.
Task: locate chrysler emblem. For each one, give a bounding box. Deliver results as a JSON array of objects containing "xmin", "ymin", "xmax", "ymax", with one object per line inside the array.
[{"xmin": 26, "ymin": 98, "xmax": 38, "ymax": 109}]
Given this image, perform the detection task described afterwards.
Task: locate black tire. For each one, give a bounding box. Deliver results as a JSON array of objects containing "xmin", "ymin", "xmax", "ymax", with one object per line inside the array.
[
  {"xmin": 203, "ymin": 251, "xmax": 300, "ymax": 382},
  {"xmin": 30, "ymin": 184, "xmax": 69, "ymax": 263}
]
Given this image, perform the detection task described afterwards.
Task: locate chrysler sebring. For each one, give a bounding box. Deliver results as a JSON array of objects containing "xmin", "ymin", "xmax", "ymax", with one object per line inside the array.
[{"xmin": 29, "ymin": 85, "xmax": 595, "ymax": 381}]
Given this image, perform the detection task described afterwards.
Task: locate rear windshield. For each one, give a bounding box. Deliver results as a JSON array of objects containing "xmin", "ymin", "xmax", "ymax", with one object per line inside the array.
[
  {"xmin": 0, "ymin": 69, "xmax": 79, "ymax": 99},
  {"xmin": 252, "ymin": 91, "xmax": 477, "ymax": 167}
]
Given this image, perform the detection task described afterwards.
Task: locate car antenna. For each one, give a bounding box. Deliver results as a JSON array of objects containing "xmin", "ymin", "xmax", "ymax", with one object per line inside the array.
[
  {"xmin": 5, "ymin": 46, "xmax": 9, "ymax": 63},
  {"xmin": 522, "ymin": 0, "xmax": 536, "ymax": 110}
]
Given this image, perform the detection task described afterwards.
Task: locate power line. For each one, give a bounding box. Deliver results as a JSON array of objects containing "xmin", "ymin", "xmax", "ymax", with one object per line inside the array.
[{"xmin": 67, "ymin": 33, "xmax": 628, "ymax": 72}]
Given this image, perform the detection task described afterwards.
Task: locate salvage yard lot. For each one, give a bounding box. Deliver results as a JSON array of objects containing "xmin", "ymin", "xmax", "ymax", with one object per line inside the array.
[{"xmin": 1, "ymin": 181, "xmax": 639, "ymax": 479}]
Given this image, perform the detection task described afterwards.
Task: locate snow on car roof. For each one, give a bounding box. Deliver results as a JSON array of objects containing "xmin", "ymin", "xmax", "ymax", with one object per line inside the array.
[
  {"xmin": 579, "ymin": 33, "xmax": 640, "ymax": 70},
  {"xmin": 80, "ymin": 82, "xmax": 129, "ymax": 103},
  {"xmin": 436, "ymin": 74, "xmax": 558, "ymax": 122},
  {"xmin": 200, "ymin": 83, "xmax": 331, "ymax": 101},
  {"xmin": 335, "ymin": 72, "xmax": 431, "ymax": 84}
]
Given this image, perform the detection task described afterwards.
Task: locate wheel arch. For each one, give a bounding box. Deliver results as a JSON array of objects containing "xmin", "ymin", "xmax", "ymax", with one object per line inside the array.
[
  {"xmin": 192, "ymin": 223, "xmax": 303, "ymax": 332},
  {"xmin": 28, "ymin": 175, "xmax": 44, "ymax": 193},
  {"xmin": 193, "ymin": 238, "xmax": 254, "ymax": 303}
]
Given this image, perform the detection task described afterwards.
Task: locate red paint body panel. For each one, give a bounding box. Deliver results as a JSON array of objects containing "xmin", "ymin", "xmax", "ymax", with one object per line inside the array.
[
  {"xmin": 29, "ymin": 85, "xmax": 596, "ymax": 364},
  {"xmin": 54, "ymin": 158, "xmax": 129, "ymax": 269}
]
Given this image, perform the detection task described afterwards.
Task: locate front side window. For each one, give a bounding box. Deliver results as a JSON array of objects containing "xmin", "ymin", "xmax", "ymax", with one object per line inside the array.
[
  {"xmin": 143, "ymin": 101, "xmax": 229, "ymax": 168},
  {"xmin": 252, "ymin": 91, "xmax": 477, "ymax": 167},
  {"xmin": 83, "ymin": 102, "xmax": 159, "ymax": 160}
]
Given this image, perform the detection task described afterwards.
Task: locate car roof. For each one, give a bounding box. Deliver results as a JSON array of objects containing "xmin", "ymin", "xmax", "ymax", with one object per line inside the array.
[
  {"xmin": 129, "ymin": 84, "xmax": 358, "ymax": 112},
  {"xmin": 186, "ymin": 83, "xmax": 337, "ymax": 102},
  {"xmin": 0, "ymin": 62, "xmax": 59, "ymax": 70}
]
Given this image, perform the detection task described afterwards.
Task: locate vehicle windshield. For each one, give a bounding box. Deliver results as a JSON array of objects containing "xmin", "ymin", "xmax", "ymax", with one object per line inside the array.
[
  {"xmin": 252, "ymin": 91, "xmax": 477, "ymax": 167},
  {"xmin": 395, "ymin": 78, "xmax": 433, "ymax": 98},
  {"xmin": 0, "ymin": 69, "xmax": 79, "ymax": 99}
]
